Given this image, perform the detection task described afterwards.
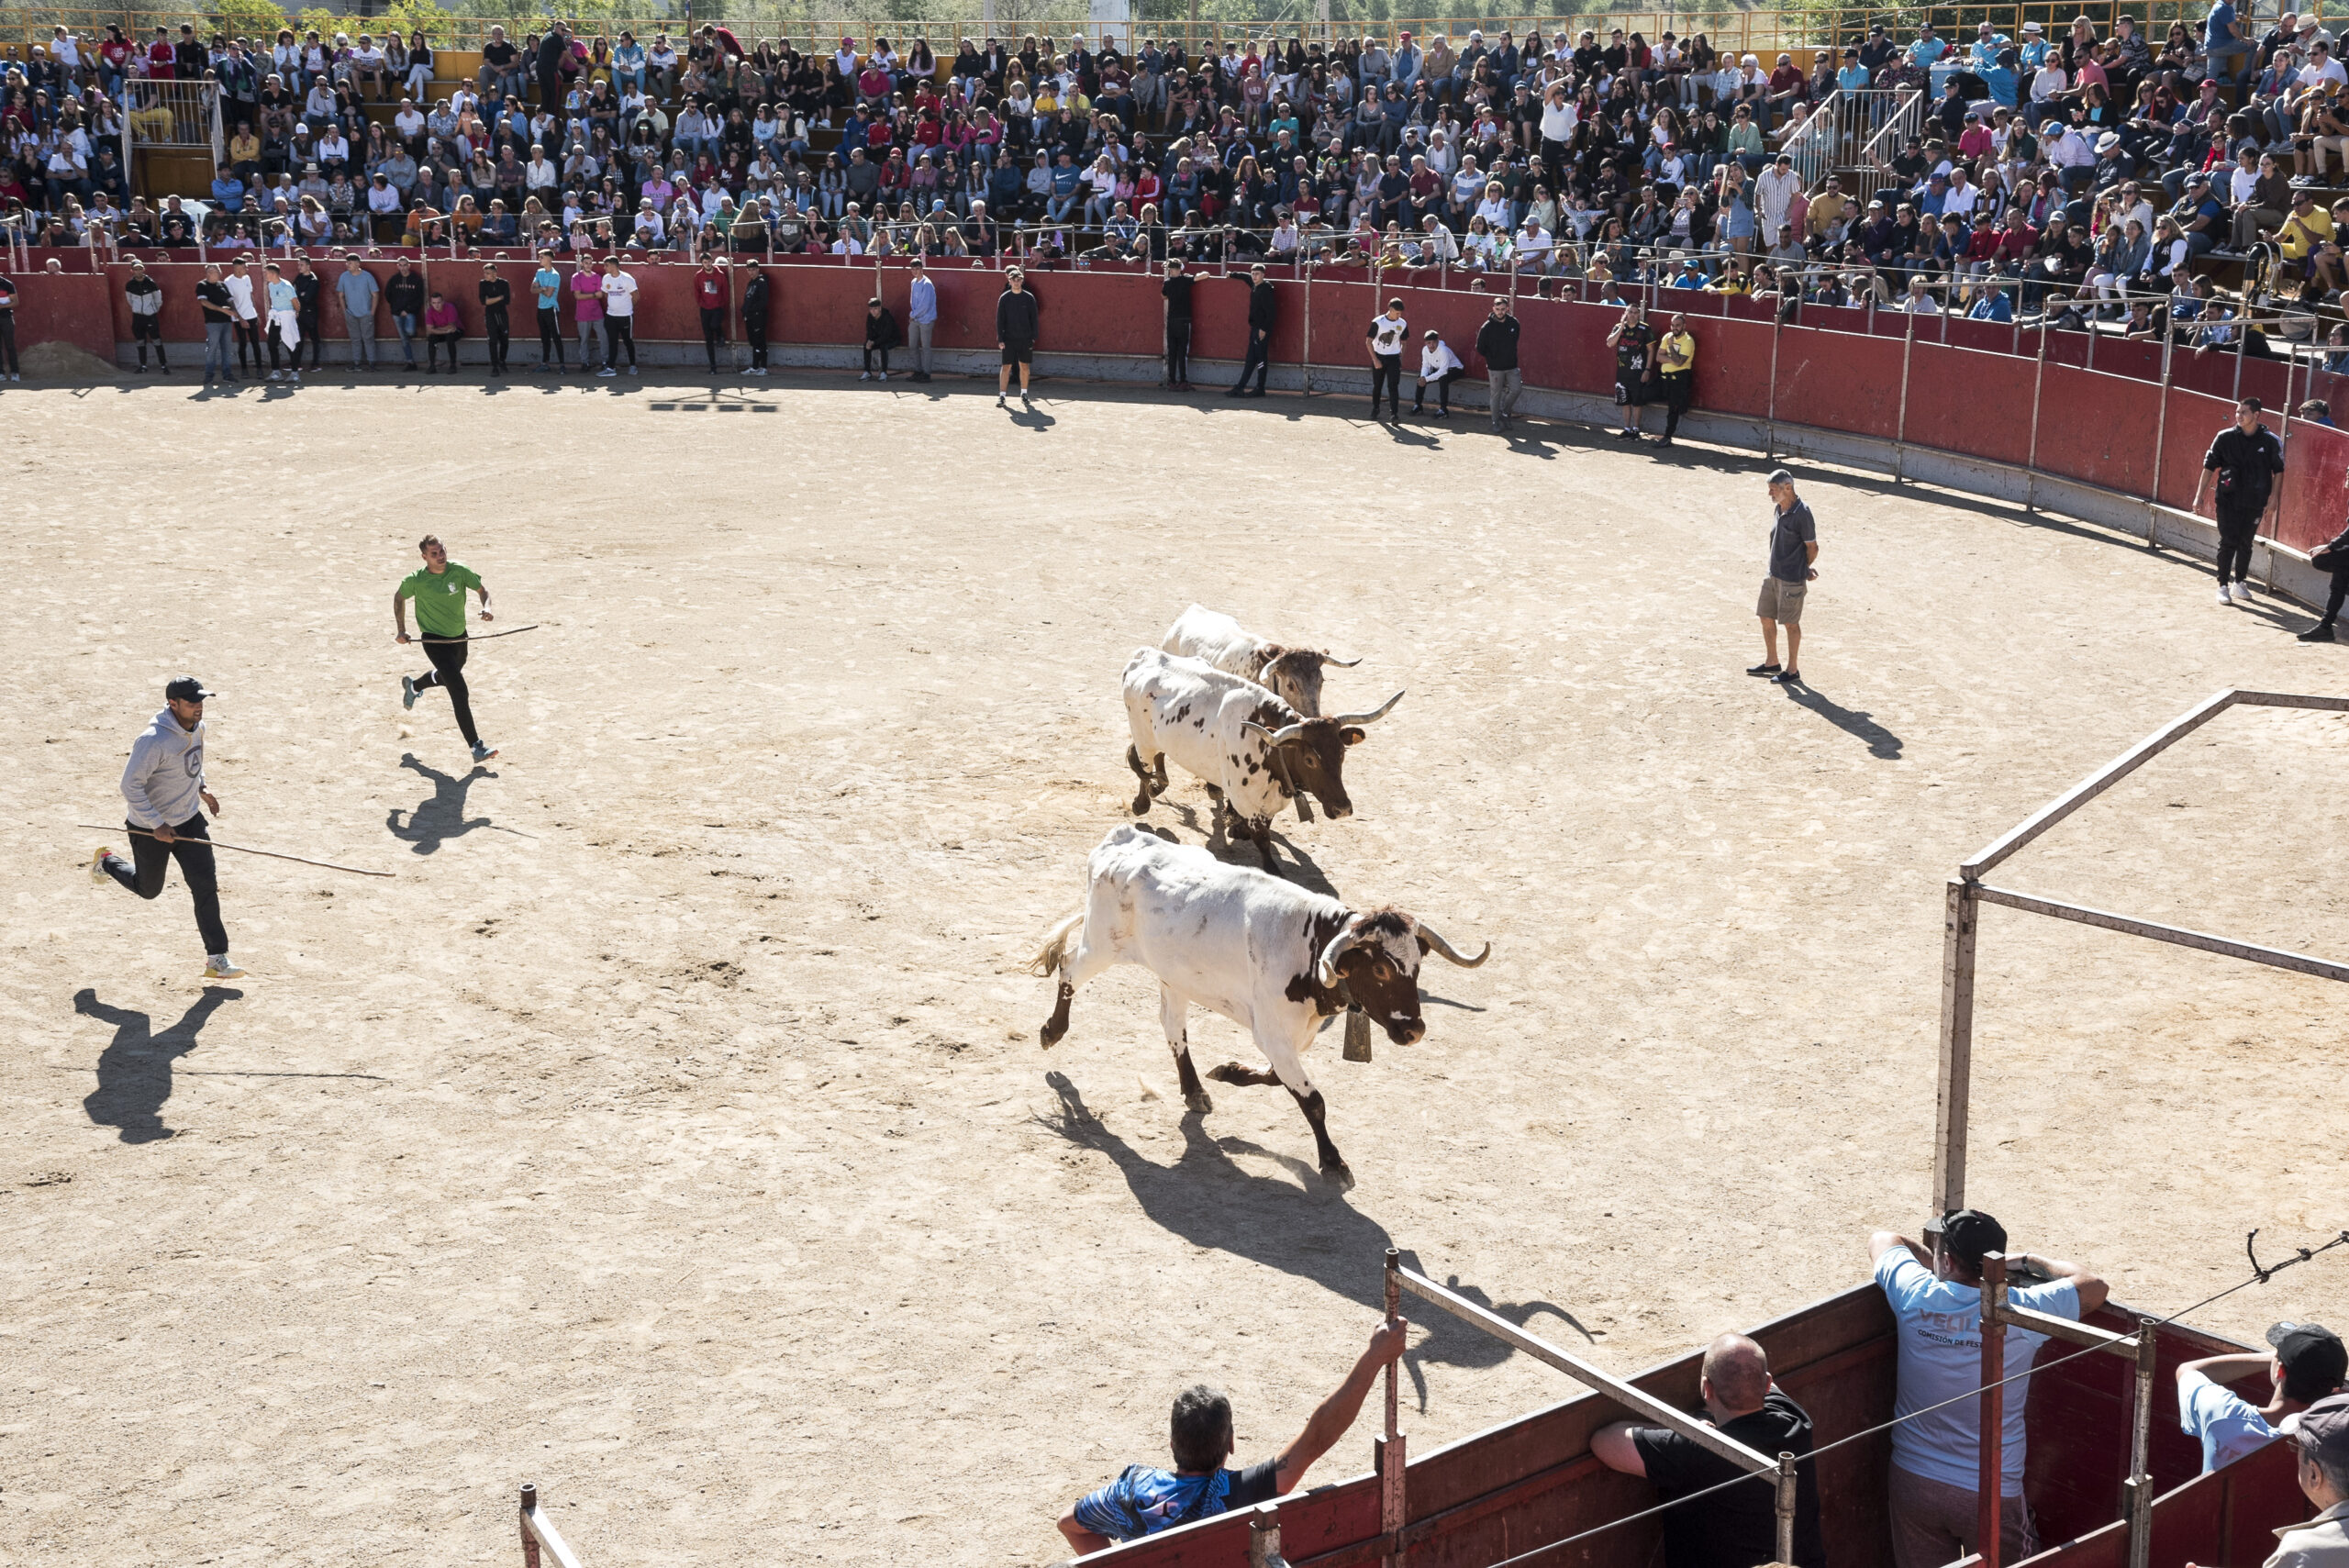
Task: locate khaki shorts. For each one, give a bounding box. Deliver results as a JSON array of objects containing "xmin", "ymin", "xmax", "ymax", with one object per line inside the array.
[{"xmin": 1757, "ymin": 575, "xmax": 1807, "ymax": 624}]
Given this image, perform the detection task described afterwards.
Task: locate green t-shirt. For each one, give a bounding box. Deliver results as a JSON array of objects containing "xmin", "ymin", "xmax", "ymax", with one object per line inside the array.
[{"xmin": 398, "ymin": 562, "xmax": 482, "ymax": 639}]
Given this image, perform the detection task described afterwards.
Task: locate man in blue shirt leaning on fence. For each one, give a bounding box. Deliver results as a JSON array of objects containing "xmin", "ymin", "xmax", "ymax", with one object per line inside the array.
[
  {"xmin": 1058, "ymin": 1318, "xmax": 1408, "ymax": 1552},
  {"xmin": 1871, "ymin": 1210, "xmax": 2110, "ymax": 1568},
  {"xmin": 2178, "ymin": 1324, "xmax": 2347, "ymax": 1473}
]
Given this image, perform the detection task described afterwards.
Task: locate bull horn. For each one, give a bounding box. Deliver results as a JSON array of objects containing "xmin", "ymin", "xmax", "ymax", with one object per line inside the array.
[
  {"xmin": 1315, "ymin": 917, "xmax": 1364, "ymax": 988},
  {"xmin": 1330, "ymin": 690, "xmax": 1405, "ymax": 728},
  {"xmin": 1417, "ymin": 921, "xmax": 1491, "ymax": 969},
  {"xmin": 1242, "ymin": 718, "xmax": 1309, "ymax": 746},
  {"xmin": 1319, "ymin": 652, "xmax": 1363, "ymax": 668}
]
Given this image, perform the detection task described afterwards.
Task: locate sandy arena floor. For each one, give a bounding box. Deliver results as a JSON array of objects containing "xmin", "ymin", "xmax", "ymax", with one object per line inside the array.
[{"xmin": 2, "ymin": 372, "xmax": 2345, "ymax": 1568}]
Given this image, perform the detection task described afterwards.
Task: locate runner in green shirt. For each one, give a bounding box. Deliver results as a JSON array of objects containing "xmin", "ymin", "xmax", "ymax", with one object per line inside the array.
[{"xmin": 394, "ymin": 534, "xmax": 498, "ymax": 762}]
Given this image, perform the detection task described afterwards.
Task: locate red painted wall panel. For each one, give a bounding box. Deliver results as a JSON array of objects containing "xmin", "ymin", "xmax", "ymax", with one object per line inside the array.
[
  {"xmin": 2033, "ymin": 365, "xmax": 2167, "ymax": 495},
  {"xmin": 2273, "ymin": 418, "xmax": 2349, "ymax": 554},
  {"xmin": 1774, "ymin": 321, "xmax": 1903, "ymax": 440},
  {"xmin": 1902, "ymin": 343, "xmax": 2039, "ymax": 469}
]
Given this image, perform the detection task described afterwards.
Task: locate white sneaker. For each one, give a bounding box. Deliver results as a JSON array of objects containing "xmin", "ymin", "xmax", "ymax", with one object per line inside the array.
[
  {"xmin": 2218, "ymin": 584, "xmax": 2235, "ymax": 605},
  {"xmin": 628, "ymin": 365, "xmax": 638, "ymax": 375},
  {"xmin": 90, "ymin": 847, "xmax": 115, "ymax": 885},
  {"xmin": 268, "ymin": 371, "xmax": 283, "ymax": 382},
  {"xmin": 2233, "ymin": 582, "xmax": 2254, "ymax": 606},
  {"xmin": 471, "ymin": 740, "xmax": 499, "ymax": 762},
  {"xmin": 878, "ymin": 371, "xmax": 888, "ymax": 381},
  {"xmin": 860, "ymin": 371, "xmax": 873, "ymax": 381},
  {"xmin": 597, "ymin": 366, "xmax": 617, "ymax": 378},
  {"xmin": 203, "ymin": 956, "xmax": 247, "ymax": 981}
]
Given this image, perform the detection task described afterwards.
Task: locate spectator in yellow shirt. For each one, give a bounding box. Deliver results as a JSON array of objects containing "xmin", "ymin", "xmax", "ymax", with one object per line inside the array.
[{"xmin": 1808, "ymin": 178, "xmax": 1853, "ymax": 246}]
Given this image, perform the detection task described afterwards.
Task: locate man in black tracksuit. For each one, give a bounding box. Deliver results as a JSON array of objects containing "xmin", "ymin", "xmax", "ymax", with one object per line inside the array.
[
  {"xmin": 292, "ymin": 254, "xmax": 323, "ymax": 371},
  {"xmin": 741, "ymin": 266, "xmax": 771, "ymax": 374},
  {"xmin": 534, "ymin": 25, "xmax": 570, "ymax": 111},
  {"xmin": 1228, "ymin": 263, "xmax": 1275, "ymax": 396},
  {"xmin": 996, "ymin": 266, "xmax": 1040, "ymax": 406},
  {"xmin": 1161, "ymin": 259, "xmax": 1194, "ymax": 389},
  {"xmin": 1475, "ymin": 295, "xmax": 1522, "ymax": 431},
  {"xmin": 2301, "ymin": 512, "xmax": 2349, "ymax": 642},
  {"xmin": 2192, "ymin": 397, "xmax": 2286, "ymax": 606}
]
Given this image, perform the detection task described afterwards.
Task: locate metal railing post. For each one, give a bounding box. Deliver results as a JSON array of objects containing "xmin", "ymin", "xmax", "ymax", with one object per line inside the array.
[
  {"xmin": 1933, "ymin": 878, "xmax": 1978, "ymax": 1216},
  {"xmin": 2024, "ymin": 321, "xmax": 2048, "ymax": 512},
  {"xmin": 520, "ymin": 1483, "xmax": 542, "ymax": 1568},
  {"xmin": 1765, "ymin": 308, "xmax": 1781, "ymax": 462},
  {"xmin": 1301, "ymin": 249, "xmax": 1313, "ymax": 396},
  {"xmin": 1894, "ymin": 303, "xmax": 1915, "ymax": 482},
  {"xmin": 1775, "ymin": 1451, "xmax": 1798, "ymax": 1567},
  {"xmin": 1978, "ymin": 1251, "xmax": 2009, "ymax": 1568},
  {"xmin": 2149, "ymin": 330, "xmax": 2175, "ymax": 549},
  {"xmin": 2125, "ymin": 1320, "xmax": 2158, "ymax": 1568},
  {"xmin": 1379, "ymin": 1246, "xmax": 1407, "ymax": 1564}
]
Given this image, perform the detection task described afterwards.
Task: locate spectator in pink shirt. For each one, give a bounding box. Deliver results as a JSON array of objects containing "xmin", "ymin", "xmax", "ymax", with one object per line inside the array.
[
  {"xmin": 570, "ymin": 259, "xmax": 607, "ymax": 374},
  {"xmin": 423, "ymin": 292, "xmax": 462, "ymax": 373}
]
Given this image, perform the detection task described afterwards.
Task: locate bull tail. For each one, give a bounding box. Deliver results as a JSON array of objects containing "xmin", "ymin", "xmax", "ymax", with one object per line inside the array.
[{"xmin": 1029, "ymin": 910, "xmax": 1085, "ymax": 978}]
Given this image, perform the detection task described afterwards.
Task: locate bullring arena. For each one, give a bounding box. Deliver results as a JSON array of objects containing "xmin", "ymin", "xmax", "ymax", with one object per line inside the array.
[{"xmin": 5, "ymin": 331, "xmax": 2346, "ymax": 1563}]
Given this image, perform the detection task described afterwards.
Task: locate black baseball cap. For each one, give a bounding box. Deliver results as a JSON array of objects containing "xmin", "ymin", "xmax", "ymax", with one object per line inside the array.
[
  {"xmin": 164, "ymin": 676, "xmax": 217, "ymax": 703},
  {"xmin": 1938, "ymin": 1208, "xmax": 2009, "ymax": 1269},
  {"xmin": 2268, "ymin": 1323, "xmax": 2349, "ymax": 1402}
]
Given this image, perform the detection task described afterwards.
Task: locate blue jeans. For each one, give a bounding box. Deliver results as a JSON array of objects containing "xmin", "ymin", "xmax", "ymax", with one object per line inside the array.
[
  {"xmin": 393, "ymin": 309, "xmax": 419, "ymax": 364},
  {"xmin": 204, "ymin": 320, "xmax": 233, "ymax": 378}
]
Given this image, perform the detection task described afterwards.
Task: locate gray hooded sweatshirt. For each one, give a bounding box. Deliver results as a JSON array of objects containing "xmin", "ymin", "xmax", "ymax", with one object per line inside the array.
[{"xmin": 120, "ymin": 708, "xmax": 206, "ymax": 829}]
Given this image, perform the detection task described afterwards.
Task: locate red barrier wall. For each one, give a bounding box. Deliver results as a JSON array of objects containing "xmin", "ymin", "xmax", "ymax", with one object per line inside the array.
[{"xmin": 16, "ymin": 260, "xmax": 2347, "ymax": 565}]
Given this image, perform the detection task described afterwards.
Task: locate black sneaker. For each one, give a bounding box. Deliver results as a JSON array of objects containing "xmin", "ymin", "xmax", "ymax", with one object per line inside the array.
[
  {"xmin": 1613, "ymin": 427, "xmax": 1641, "ymax": 439},
  {"xmin": 2299, "ymin": 622, "xmax": 2339, "ymax": 641},
  {"xmin": 1773, "ymin": 668, "xmax": 1804, "ymax": 685},
  {"xmin": 1746, "ymin": 662, "xmax": 1781, "ymax": 676}
]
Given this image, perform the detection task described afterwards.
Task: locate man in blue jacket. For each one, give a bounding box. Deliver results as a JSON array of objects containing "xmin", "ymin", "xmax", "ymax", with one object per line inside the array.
[{"xmin": 89, "ymin": 678, "xmax": 242, "ymax": 980}]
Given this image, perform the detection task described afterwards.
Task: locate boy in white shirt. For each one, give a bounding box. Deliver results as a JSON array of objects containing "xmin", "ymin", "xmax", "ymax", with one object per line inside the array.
[{"xmin": 1413, "ymin": 328, "xmax": 1465, "ymax": 417}]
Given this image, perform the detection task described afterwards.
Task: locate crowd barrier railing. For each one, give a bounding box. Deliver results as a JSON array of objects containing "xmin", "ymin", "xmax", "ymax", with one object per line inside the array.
[{"xmin": 10, "ymin": 246, "xmax": 2343, "ymax": 597}]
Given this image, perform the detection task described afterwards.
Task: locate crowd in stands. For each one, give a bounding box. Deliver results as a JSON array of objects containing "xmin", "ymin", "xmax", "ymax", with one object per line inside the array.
[{"xmin": 13, "ymin": 4, "xmax": 2349, "ymax": 349}]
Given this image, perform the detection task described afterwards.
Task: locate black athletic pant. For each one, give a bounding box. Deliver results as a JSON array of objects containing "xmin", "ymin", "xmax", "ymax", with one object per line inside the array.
[
  {"xmin": 299, "ymin": 314, "xmax": 321, "ymax": 368},
  {"xmin": 1165, "ymin": 315, "xmax": 1190, "ymax": 383},
  {"xmin": 538, "ymin": 306, "xmax": 564, "ymax": 365},
  {"xmin": 2215, "ymin": 504, "xmax": 2262, "ymax": 584},
  {"xmin": 746, "ymin": 318, "xmax": 768, "ymax": 368},
  {"xmin": 1660, "ymin": 372, "xmax": 1694, "ymax": 439},
  {"xmin": 2321, "ymin": 563, "xmax": 2349, "ymax": 627},
  {"xmin": 1414, "ymin": 366, "xmax": 1464, "ymax": 412},
  {"xmin": 863, "ymin": 340, "xmax": 891, "ymax": 373},
  {"xmin": 133, "ymin": 314, "xmax": 168, "ymax": 368},
  {"xmin": 1370, "ymin": 351, "xmax": 1402, "ymax": 416},
  {"xmin": 0, "ymin": 313, "xmax": 17, "ymax": 374},
  {"xmin": 608, "ymin": 317, "xmax": 636, "ymax": 367},
  {"xmin": 415, "ymin": 636, "xmax": 482, "ymax": 747},
  {"xmin": 1232, "ymin": 329, "xmax": 1270, "ymax": 393},
  {"xmin": 700, "ymin": 306, "xmax": 726, "ymax": 371},
  {"xmin": 234, "ymin": 317, "xmax": 262, "ymax": 372},
  {"xmin": 106, "ymin": 812, "xmax": 228, "ymax": 957},
  {"xmin": 485, "ymin": 309, "xmax": 510, "ymax": 372},
  {"xmin": 267, "ymin": 319, "xmax": 295, "ymax": 371}
]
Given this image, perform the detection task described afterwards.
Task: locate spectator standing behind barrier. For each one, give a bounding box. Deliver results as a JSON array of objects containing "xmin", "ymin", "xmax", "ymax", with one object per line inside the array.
[
  {"xmin": 1365, "ymin": 295, "xmax": 1407, "ymax": 420},
  {"xmin": 1055, "ymin": 1319, "xmax": 1408, "ymax": 1552},
  {"xmin": 996, "ymin": 264, "xmax": 1039, "ymax": 407},
  {"xmin": 263, "ymin": 261, "xmax": 302, "ymax": 384},
  {"xmin": 2189, "ymin": 1396, "xmax": 2349, "ymax": 1568},
  {"xmin": 1228, "ymin": 262, "xmax": 1275, "ymax": 397},
  {"xmin": 334, "ymin": 257, "xmax": 376, "ymax": 372},
  {"xmin": 293, "ymin": 255, "xmax": 323, "ymax": 373},
  {"xmin": 1870, "ymin": 1212, "xmax": 2109, "ymax": 1568},
  {"xmin": 0, "ymin": 271, "xmax": 17, "ymax": 382},
  {"xmin": 1414, "ymin": 328, "xmax": 1464, "ymax": 417},
  {"xmin": 694, "ymin": 255, "xmax": 729, "ymax": 376},
  {"xmin": 571, "ymin": 254, "xmax": 607, "ymax": 376},
  {"xmin": 423, "ymin": 292, "xmax": 462, "ymax": 373},
  {"xmin": 1161, "ymin": 259, "xmax": 1195, "ymax": 391},
  {"xmin": 1475, "ymin": 294, "xmax": 1521, "ymax": 432},
  {"xmin": 742, "ymin": 266, "xmax": 772, "ymax": 377},
  {"xmin": 601, "ymin": 256, "xmax": 639, "ymax": 377},
  {"xmin": 2178, "ymin": 1323, "xmax": 2347, "ymax": 1473},
  {"xmin": 2298, "ymin": 486, "xmax": 2349, "ymax": 641},
  {"xmin": 2194, "ymin": 397, "xmax": 2286, "ymax": 606},
  {"xmin": 383, "ymin": 257, "xmax": 424, "ymax": 373},
  {"xmin": 224, "ymin": 258, "xmax": 262, "ymax": 377},
  {"xmin": 1591, "ymin": 1334, "xmax": 1829, "ymax": 1568},
  {"xmin": 862, "ymin": 295, "xmax": 900, "ymax": 381},
  {"xmin": 531, "ymin": 252, "xmax": 565, "ymax": 373},
  {"xmin": 1752, "ymin": 471, "xmax": 1817, "ymax": 684},
  {"xmin": 1653, "ymin": 313, "xmax": 1696, "ymax": 449},
  {"xmin": 124, "ymin": 257, "xmax": 166, "ymax": 374},
  {"xmin": 479, "ymin": 263, "xmax": 512, "ymax": 377},
  {"xmin": 906, "ymin": 257, "xmax": 936, "ymax": 383},
  {"xmin": 196, "ymin": 264, "xmax": 236, "ymax": 385}
]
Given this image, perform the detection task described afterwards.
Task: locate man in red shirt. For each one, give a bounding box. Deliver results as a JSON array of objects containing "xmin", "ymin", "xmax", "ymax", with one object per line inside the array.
[{"xmin": 694, "ymin": 255, "xmax": 730, "ymax": 376}]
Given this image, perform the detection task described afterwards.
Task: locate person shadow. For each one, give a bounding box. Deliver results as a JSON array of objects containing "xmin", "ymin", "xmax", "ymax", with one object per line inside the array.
[
  {"xmin": 1778, "ymin": 681, "xmax": 1905, "ymax": 760},
  {"xmin": 1033, "ymin": 1071, "xmax": 1593, "ymax": 1409},
  {"xmin": 386, "ymin": 752, "xmax": 500, "ymax": 854},
  {"xmin": 76, "ymin": 986, "xmax": 241, "ymax": 1144}
]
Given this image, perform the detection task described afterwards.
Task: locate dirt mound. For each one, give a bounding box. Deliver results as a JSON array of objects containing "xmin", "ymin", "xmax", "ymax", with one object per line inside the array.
[{"xmin": 19, "ymin": 339, "xmax": 117, "ymax": 381}]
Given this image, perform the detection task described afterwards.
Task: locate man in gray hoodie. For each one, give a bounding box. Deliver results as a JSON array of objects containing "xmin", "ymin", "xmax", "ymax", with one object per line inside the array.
[{"xmin": 89, "ymin": 677, "xmax": 241, "ymax": 980}]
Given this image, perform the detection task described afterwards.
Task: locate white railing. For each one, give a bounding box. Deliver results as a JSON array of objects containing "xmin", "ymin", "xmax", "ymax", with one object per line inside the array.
[
  {"xmin": 518, "ymin": 1483, "xmax": 585, "ymax": 1568},
  {"xmin": 1780, "ymin": 87, "xmax": 1842, "ymax": 195},
  {"xmin": 1846, "ymin": 87, "xmax": 1925, "ymax": 206},
  {"xmin": 123, "ymin": 78, "xmax": 221, "ymax": 159}
]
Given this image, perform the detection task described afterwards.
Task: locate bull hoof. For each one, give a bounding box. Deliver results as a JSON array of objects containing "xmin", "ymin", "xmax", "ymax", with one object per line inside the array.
[
  {"xmin": 1205, "ymin": 1062, "xmax": 1247, "ymax": 1085},
  {"xmin": 1185, "ymin": 1091, "xmax": 1213, "ymax": 1115},
  {"xmin": 1132, "ymin": 791, "xmax": 1153, "ymax": 816},
  {"xmin": 1322, "ymin": 1162, "xmax": 1356, "ymax": 1192},
  {"xmin": 1040, "ymin": 1020, "xmax": 1067, "ymax": 1050},
  {"xmin": 1147, "ymin": 825, "xmax": 1178, "ymax": 844}
]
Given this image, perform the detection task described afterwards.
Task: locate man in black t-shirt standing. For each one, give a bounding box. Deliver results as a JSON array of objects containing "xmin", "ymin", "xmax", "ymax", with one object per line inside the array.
[
  {"xmin": 2192, "ymin": 396, "xmax": 2286, "ymax": 607},
  {"xmin": 1592, "ymin": 1333, "xmax": 1828, "ymax": 1568},
  {"xmin": 1161, "ymin": 259, "xmax": 1195, "ymax": 389},
  {"xmin": 996, "ymin": 265, "xmax": 1041, "ymax": 407},
  {"xmin": 1608, "ymin": 301, "xmax": 1654, "ymax": 439}
]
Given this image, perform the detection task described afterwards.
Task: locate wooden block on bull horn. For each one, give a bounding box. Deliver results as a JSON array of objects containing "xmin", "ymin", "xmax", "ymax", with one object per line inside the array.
[{"xmin": 1342, "ymin": 1007, "xmax": 1374, "ymax": 1062}]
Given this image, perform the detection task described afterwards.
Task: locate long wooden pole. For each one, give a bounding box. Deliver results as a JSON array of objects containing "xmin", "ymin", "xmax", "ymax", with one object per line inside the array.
[{"xmin": 81, "ymin": 825, "xmax": 395, "ymax": 878}]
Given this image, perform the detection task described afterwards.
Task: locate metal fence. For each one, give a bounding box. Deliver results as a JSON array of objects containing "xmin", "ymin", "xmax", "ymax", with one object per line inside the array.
[{"xmin": 122, "ymin": 75, "xmax": 219, "ymax": 153}]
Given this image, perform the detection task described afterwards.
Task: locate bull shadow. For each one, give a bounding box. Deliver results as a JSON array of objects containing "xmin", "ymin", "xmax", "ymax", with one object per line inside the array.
[
  {"xmin": 75, "ymin": 986, "xmax": 241, "ymax": 1144},
  {"xmin": 1035, "ymin": 1071, "xmax": 1592, "ymax": 1409},
  {"xmin": 386, "ymin": 752, "xmax": 505, "ymax": 853},
  {"xmin": 1776, "ymin": 682, "xmax": 1905, "ymax": 760}
]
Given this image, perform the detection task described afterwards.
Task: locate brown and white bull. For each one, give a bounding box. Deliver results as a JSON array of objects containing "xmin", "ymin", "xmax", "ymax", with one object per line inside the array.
[
  {"xmin": 1161, "ymin": 604, "xmax": 1360, "ymax": 717},
  {"xmin": 1122, "ymin": 648, "xmax": 1401, "ymax": 873},
  {"xmin": 1031, "ymin": 824, "xmax": 1490, "ymax": 1187}
]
